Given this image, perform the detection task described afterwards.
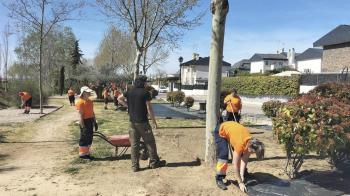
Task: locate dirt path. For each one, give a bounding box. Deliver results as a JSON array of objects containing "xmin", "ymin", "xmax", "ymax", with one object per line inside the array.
[{"xmin": 0, "ymin": 102, "xmax": 82, "ymax": 195}]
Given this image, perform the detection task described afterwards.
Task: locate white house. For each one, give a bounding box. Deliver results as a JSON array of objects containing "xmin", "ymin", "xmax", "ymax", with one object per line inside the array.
[
  {"xmin": 296, "ymin": 48, "xmax": 323, "ymax": 73},
  {"xmin": 249, "ymin": 49, "xmax": 298, "ymax": 73},
  {"xmin": 250, "ymin": 53, "xmax": 288, "ymax": 73},
  {"xmin": 180, "ymin": 54, "xmax": 231, "ymax": 85}
]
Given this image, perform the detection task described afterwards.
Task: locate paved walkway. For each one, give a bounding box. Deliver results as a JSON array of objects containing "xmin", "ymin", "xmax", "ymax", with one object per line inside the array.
[
  {"xmin": 0, "ymin": 106, "xmax": 63, "ymax": 124},
  {"xmin": 152, "ymin": 103, "xmax": 203, "ymax": 119}
]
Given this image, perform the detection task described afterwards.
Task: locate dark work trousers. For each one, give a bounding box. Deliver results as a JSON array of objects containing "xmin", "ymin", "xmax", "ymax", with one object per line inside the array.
[
  {"xmin": 226, "ymin": 112, "xmax": 241, "ymax": 123},
  {"xmin": 129, "ymin": 122, "xmax": 159, "ymax": 168},
  {"xmin": 69, "ymin": 96, "xmax": 75, "ymax": 104},
  {"xmin": 79, "ymin": 118, "xmax": 94, "ymax": 156},
  {"xmin": 114, "ymin": 97, "xmax": 119, "ymax": 106},
  {"xmin": 214, "ymin": 126, "xmax": 229, "ymax": 181}
]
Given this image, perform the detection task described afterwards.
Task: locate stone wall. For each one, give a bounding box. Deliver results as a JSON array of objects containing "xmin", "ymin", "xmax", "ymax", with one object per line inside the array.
[{"xmin": 322, "ymin": 42, "xmax": 350, "ymax": 72}]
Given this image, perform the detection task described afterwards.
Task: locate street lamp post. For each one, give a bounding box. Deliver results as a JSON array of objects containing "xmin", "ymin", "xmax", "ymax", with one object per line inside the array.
[{"xmin": 178, "ymin": 56, "xmax": 183, "ymax": 91}]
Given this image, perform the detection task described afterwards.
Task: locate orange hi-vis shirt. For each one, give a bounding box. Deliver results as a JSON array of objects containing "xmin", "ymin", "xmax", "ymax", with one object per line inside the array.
[
  {"xmin": 67, "ymin": 89, "xmax": 75, "ymax": 96},
  {"xmin": 219, "ymin": 121, "xmax": 252, "ymax": 155},
  {"xmin": 224, "ymin": 94, "xmax": 242, "ymax": 113},
  {"xmin": 21, "ymin": 92, "xmax": 32, "ymax": 101},
  {"xmin": 76, "ymin": 98, "xmax": 94, "ymax": 119},
  {"xmin": 103, "ymin": 90, "xmax": 109, "ymax": 98},
  {"xmin": 113, "ymin": 89, "xmax": 120, "ymax": 97}
]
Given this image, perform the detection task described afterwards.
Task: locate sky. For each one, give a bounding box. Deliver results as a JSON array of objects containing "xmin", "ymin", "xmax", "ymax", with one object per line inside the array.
[{"xmin": 1, "ymin": 0, "xmax": 350, "ymax": 75}]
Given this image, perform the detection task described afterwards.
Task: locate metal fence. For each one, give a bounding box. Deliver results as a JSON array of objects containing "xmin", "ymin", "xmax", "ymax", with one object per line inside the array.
[{"xmin": 300, "ymin": 73, "xmax": 350, "ymax": 85}]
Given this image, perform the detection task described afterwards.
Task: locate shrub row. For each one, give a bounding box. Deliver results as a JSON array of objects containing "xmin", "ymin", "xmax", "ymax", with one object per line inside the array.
[
  {"xmin": 272, "ymin": 82, "xmax": 350, "ymax": 178},
  {"xmin": 222, "ymin": 76, "xmax": 300, "ymax": 97}
]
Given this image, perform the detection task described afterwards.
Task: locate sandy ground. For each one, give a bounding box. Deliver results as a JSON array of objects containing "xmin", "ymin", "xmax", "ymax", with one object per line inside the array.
[
  {"xmin": 0, "ymin": 99, "xmax": 337, "ymax": 196},
  {"xmin": 0, "ymin": 106, "xmax": 63, "ymax": 124}
]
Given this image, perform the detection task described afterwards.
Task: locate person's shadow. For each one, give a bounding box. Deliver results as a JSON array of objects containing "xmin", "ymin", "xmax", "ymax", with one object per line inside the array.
[{"xmin": 166, "ymin": 158, "xmax": 201, "ymax": 167}]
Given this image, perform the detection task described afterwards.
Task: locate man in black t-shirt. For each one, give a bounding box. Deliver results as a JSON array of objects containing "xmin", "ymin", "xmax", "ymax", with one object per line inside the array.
[{"xmin": 118, "ymin": 76, "xmax": 166, "ymax": 172}]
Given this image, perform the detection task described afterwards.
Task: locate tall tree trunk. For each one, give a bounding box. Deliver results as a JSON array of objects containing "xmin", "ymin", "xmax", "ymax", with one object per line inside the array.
[
  {"xmin": 133, "ymin": 49, "xmax": 143, "ymax": 81},
  {"xmin": 39, "ymin": 1, "xmax": 45, "ymax": 114},
  {"xmin": 59, "ymin": 66, "xmax": 65, "ymax": 96},
  {"xmin": 205, "ymin": 0, "xmax": 229, "ymax": 164}
]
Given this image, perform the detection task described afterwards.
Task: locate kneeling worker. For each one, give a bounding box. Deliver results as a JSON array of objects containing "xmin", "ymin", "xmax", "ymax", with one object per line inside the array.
[{"xmin": 215, "ymin": 121, "xmax": 264, "ymax": 192}]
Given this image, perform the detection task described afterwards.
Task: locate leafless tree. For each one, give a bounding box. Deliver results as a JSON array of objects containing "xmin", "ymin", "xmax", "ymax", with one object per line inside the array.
[
  {"xmin": 94, "ymin": 25, "xmax": 135, "ymax": 77},
  {"xmin": 140, "ymin": 40, "xmax": 169, "ymax": 75},
  {"xmin": 1, "ymin": 23, "xmax": 12, "ymax": 92},
  {"xmin": 96, "ymin": 0, "xmax": 203, "ymax": 81},
  {"xmin": 3, "ymin": 0, "xmax": 85, "ymax": 113}
]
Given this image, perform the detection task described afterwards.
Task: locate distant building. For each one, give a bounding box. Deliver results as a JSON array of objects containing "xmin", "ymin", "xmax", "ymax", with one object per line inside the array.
[
  {"xmin": 249, "ymin": 48, "xmax": 299, "ymax": 73},
  {"xmin": 232, "ymin": 59, "xmax": 251, "ymax": 71},
  {"xmin": 296, "ymin": 48, "xmax": 323, "ymax": 73},
  {"xmin": 313, "ymin": 25, "xmax": 350, "ymax": 72},
  {"xmin": 180, "ymin": 53, "xmax": 231, "ymax": 85}
]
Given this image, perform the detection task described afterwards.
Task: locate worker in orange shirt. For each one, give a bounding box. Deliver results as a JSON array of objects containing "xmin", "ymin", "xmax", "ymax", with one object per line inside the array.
[
  {"xmin": 113, "ymin": 87, "xmax": 121, "ymax": 111},
  {"xmin": 67, "ymin": 87, "xmax": 75, "ymax": 106},
  {"xmin": 102, "ymin": 87, "xmax": 110, "ymax": 110},
  {"xmin": 19, "ymin": 91, "xmax": 32, "ymax": 114},
  {"xmin": 224, "ymin": 88, "xmax": 242, "ymax": 122},
  {"xmin": 76, "ymin": 86, "xmax": 98, "ymax": 160},
  {"xmin": 215, "ymin": 121, "xmax": 264, "ymax": 192}
]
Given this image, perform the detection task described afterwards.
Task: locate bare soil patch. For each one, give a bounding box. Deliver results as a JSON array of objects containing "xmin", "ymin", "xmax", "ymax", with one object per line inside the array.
[{"xmin": 0, "ymin": 99, "xmax": 340, "ymax": 196}]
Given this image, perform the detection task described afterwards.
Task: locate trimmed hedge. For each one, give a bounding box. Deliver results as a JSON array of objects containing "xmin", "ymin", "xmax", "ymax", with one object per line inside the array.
[
  {"xmin": 262, "ymin": 100, "xmax": 284, "ymax": 118},
  {"xmin": 222, "ymin": 76, "xmax": 300, "ymax": 97}
]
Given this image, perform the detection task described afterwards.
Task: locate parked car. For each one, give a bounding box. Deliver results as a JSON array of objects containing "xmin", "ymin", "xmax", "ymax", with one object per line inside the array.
[{"xmin": 158, "ymin": 86, "xmax": 168, "ymax": 93}]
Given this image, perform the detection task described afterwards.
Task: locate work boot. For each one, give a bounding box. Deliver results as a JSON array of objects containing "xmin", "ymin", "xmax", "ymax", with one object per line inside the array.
[
  {"xmin": 150, "ymin": 159, "xmax": 166, "ymax": 169},
  {"xmin": 216, "ymin": 179, "xmax": 227, "ymax": 190},
  {"xmin": 79, "ymin": 155, "xmax": 94, "ymax": 160}
]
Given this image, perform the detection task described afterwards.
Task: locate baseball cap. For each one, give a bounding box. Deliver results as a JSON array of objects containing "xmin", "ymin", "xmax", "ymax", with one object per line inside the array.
[{"xmin": 79, "ymin": 86, "xmax": 93, "ymax": 96}]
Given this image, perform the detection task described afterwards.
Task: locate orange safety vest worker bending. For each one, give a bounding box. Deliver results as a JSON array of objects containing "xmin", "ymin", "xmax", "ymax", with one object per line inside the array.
[{"xmin": 19, "ymin": 92, "xmax": 32, "ymax": 114}]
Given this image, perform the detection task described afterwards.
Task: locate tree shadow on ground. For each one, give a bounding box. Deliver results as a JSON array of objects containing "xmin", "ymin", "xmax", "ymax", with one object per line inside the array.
[
  {"xmin": 0, "ymin": 133, "xmax": 6, "ymax": 143},
  {"xmin": 0, "ymin": 154, "xmax": 18, "ymax": 173},
  {"xmin": 166, "ymin": 158, "xmax": 201, "ymax": 168}
]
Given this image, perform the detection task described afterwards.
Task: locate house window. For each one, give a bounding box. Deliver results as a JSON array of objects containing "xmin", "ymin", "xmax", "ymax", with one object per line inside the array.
[
  {"xmin": 264, "ymin": 61, "xmax": 268, "ymax": 66},
  {"xmin": 279, "ymin": 62, "xmax": 283, "ymax": 66}
]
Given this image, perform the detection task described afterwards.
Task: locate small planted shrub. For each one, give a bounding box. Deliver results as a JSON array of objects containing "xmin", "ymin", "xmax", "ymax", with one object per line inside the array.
[
  {"xmin": 273, "ymin": 94, "xmax": 350, "ymax": 178},
  {"xmin": 172, "ymin": 91, "xmax": 185, "ymax": 107},
  {"xmin": 184, "ymin": 96, "xmax": 195, "ymax": 111},
  {"xmin": 166, "ymin": 92, "xmax": 175, "ymax": 106},
  {"xmin": 262, "ymin": 100, "xmax": 284, "ymax": 118}
]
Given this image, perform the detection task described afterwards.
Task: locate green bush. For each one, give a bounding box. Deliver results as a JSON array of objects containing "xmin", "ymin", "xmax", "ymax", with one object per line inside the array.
[
  {"xmin": 262, "ymin": 100, "xmax": 284, "ymax": 118},
  {"xmin": 273, "ymin": 94, "xmax": 350, "ymax": 178},
  {"xmin": 222, "ymin": 76, "xmax": 300, "ymax": 97},
  {"xmin": 308, "ymin": 82, "xmax": 350, "ymax": 104},
  {"xmin": 172, "ymin": 91, "xmax": 185, "ymax": 107},
  {"xmin": 166, "ymin": 91, "xmax": 175, "ymax": 105},
  {"xmin": 184, "ymin": 96, "xmax": 194, "ymax": 111}
]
